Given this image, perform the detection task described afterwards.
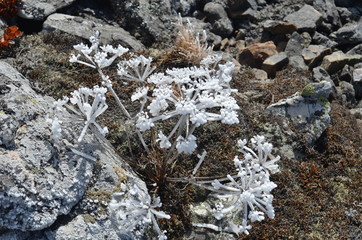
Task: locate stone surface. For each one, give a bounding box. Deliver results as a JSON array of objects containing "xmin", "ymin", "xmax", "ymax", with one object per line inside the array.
[
  {"xmin": 18, "ymin": 0, "xmax": 76, "ymax": 20},
  {"xmin": 284, "ymin": 5, "xmax": 323, "ymax": 32},
  {"xmin": 171, "ymin": 0, "xmax": 197, "ymax": 15},
  {"xmin": 238, "ymin": 41, "xmax": 278, "ymax": 68},
  {"xmin": 109, "ymin": 0, "xmax": 175, "ymax": 45},
  {"xmin": 336, "ymin": 81, "xmax": 356, "ymax": 105},
  {"xmin": 288, "ymin": 55, "xmax": 309, "ymax": 71},
  {"xmin": 266, "ymin": 81, "xmax": 333, "ymax": 145},
  {"xmin": 0, "ymin": 61, "xmax": 92, "ymax": 231},
  {"xmin": 302, "ymin": 44, "xmax": 332, "ymax": 68},
  {"xmin": 0, "ymin": 61, "xmax": 148, "ymax": 238},
  {"xmin": 204, "ymin": 2, "xmax": 233, "ymax": 37},
  {"xmin": 262, "ymin": 20, "xmax": 297, "ymax": 35},
  {"xmin": 227, "ymin": 0, "xmax": 260, "ymax": 19},
  {"xmin": 330, "ymin": 21, "xmax": 362, "ymax": 45},
  {"xmin": 312, "ymin": 66, "xmax": 335, "ymax": 87},
  {"xmin": 313, "ymin": 0, "xmax": 341, "ymax": 29},
  {"xmin": 285, "ymin": 32, "xmax": 312, "ymax": 57},
  {"xmin": 43, "ymin": 13, "xmax": 144, "ymax": 51},
  {"xmin": 353, "ymin": 68, "xmax": 362, "ymax": 99},
  {"xmin": 313, "ymin": 32, "xmax": 338, "ymax": 48},
  {"xmin": 347, "ymin": 43, "xmax": 362, "ymax": 55},
  {"xmin": 262, "ymin": 52, "xmax": 289, "ymax": 77},
  {"xmin": 321, "ymin": 51, "xmax": 362, "ymax": 74}
]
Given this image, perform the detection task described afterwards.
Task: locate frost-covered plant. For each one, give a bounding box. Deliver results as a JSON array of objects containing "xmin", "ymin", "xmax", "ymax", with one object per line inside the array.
[
  {"xmin": 50, "ymin": 85, "xmax": 108, "ymax": 143},
  {"xmin": 191, "ymin": 136, "xmax": 280, "ymax": 235},
  {"xmin": 173, "ymin": 16, "xmax": 212, "ymax": 65},
  {"xmin": 132, "ymin": 55, "xmax": 239, "ymax": 155},
  {"xmin": 109, "ymin": 181, "xmax": 170, "ymax": 240},
  {"xmin": 49, "ymin": 21, "xmax": 279, "ymax": 239}
]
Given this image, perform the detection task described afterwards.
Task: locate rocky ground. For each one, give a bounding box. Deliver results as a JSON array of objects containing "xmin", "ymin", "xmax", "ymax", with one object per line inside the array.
[{"xmin": 0, "ymin": 0, "xmax": 361, "ymax": 239}]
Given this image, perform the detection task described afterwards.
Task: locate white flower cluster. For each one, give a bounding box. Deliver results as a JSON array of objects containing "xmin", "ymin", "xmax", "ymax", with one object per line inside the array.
[
  {"xmin": 69, "ymin": 31, "xmax": 129, "ymax": 87},
  {"xmin": 50, "ymin": 86, "xmax": 109, "ymax": 142},
  {"xmin": 109, "ymin": 182, "xmax": 170, "ymax": 240},
  {"xmin": 130, "ymin": 55, "xmax": 239, "ymax": 154},
  {"xmin": 194, "ymin": 136, "xmax": 280, "ymax": 235}
]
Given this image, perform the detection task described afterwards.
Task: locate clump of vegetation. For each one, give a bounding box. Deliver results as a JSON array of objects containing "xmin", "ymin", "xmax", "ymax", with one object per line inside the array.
[
  {"xmin": 0, "ymin": 0, "xmax": 18, "ymax": 19},
  {"xmin": 46, "ymin": 20, "xmax": 280, "ymax": 238},
  {"xmin": 161, "ymin": 18, "xmax": 212, "ymax": 68}
]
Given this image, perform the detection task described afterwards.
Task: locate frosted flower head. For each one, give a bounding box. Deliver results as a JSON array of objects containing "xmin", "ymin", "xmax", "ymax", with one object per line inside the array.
[
  {"xmin": 136, "ymin": 112, "xmax": 154, "ymax": 132},
  {"xmin": 176, "ymin": 135, "xmax": 197, "ymax": 154},
  {"xmin": 201, "ymin": 136, "xmax": 280, "ymax": 235},
  {"xmin": 51, "ymin": 86, "xmax": 108, "ymax": 142},
  {"xmin": 109, "ymin": 182, "xmax": 170, "ymax": 239},
  {"xmin": 157, "ymin": 131, "xmax": 171, "ymax": 149},
  {"xmin": 117, "ymin": 55, "xmax": 155, "ymax": 82},
  {"xmin": 70, "ymin": 32, "xmax": 129, "ymax": 70},
  {"xmin": 131, "ymin": 87, "xmax": 149, "ymax": 102}
]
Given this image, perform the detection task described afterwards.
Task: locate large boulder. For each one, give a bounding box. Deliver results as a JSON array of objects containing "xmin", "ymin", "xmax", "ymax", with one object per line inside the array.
[
  {"xmin": 302, "ymin": 44, "xmax": 332, "ymax": 68},
  {"xmin": 284, "ymin": 5, "xmax": 323, "ymax": 33},
  {"xmin": 313, "ymin": 0, "xmax": 341, "ymax": 30},
  {"xmin": 203, "ymin": 2, "xmax": 233, "ymax": 37},
  {"xmin": 266, "ymin": 81, "xmax": 333, "ymax": 145},
  {"xmin": 18, "ymin": 0, "xmax": 76, "ymax": 20},
  {"xmin": 321, "ymin": 51, "xmax": 362, "ymax": 74},
  {"xmin": 43, "ymin": 13, "xmax": 144, "ymax": 51},
  {"xmin": 329, "ymin": 21, "xmax": 362, "ymax": 45},
  {"xmin": 109, "ymin": 0, "xmax": 175, "ymax": 45},
  {"xmin": 0, "ymin": 61, "xmax": 148, "ymax": 238}
]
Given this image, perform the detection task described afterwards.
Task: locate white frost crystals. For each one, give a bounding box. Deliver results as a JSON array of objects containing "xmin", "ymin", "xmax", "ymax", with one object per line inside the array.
[
  {"xmin": 47, "ymin": 29, "xmax": 280, "ymax": 239},
  {"xmin": 109, "ymin": 182, "xmax": 170, "ymax": 240},
  {"xmin": 51, "ymin": 86, "xmax": 108, "ymax": 143},
  {"xmin": 137, "ymin": 57, "xmax": 240, "ymax": 154},
  {"xmin": 193, "ymin": 136, "xmax": 280, "ymax": 235}
]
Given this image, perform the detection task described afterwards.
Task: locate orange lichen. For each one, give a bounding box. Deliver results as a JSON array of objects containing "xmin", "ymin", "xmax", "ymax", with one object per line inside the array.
[{"xmin": 0, "ymin": 25, "xmax": 22, "ymax": 48}]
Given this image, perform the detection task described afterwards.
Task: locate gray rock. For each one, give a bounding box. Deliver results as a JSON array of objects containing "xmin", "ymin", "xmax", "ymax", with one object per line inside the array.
[
  {"xmin": 204, "ymin": 2, "xmax": 233, "ymax": 37},
  {"xmin": 337, "ymin": 7, "xmax": 355, "ymax": 24},
  {"xmin": 312, "ymin": 32, "xmax": 338, "ymax": 48},
  {"xmin": 340, "ymin": 65, "xmax": 353, "ymax": 83},
  {"xmin": 349, "ymin": 108, "xmax": 362, "ymax": 119},
  {"xmin": 109, "ymin": 0, "xmax": 175, "ymax": 45},
  {"xmin": 301, "ymin": 44, "xmax": 332, "ymax": 68},
  {"xmin": 353, "ymin": 68, "xmax": 362, "ymax": 99},
  {"xmin": 18, "ymin": 0, "xmax": 76, "ymax": 20},
  {"xmin": 312, "ymin": 66, "xmax": 334, "ymax": 87},
  {"xmin": 0, "ymin": 61, "xmax": 92, "ymax": 231},
  {"xmin": 266, "ymin": 81, "xmax": 333, "ymax": 145},
  {"xmin": 285, "ymin": 32, "xmax": 312, "ymax": 57},
  {"xmin": 336, "ymin": 81, "xmax": 356, "ymax": 105},
  {"xmin": 43, "ymin": 13, "xmax": 144, "ymax": 51},
  {"xmin": 284, "ymin": 5, "xmax": 323, "ymax": 33},
  {"xmin": 321, "ymin": 51, "xmax": 362, "ymax": 74},
  {"xmin": 288, "ymin": 55, "xmax": 309, "ymax": 71},
  {"xmin": 330, "ymin": 21, "xmax": 362, "ymax": 45},
  {"xmin": 347, "ymin": 43, "xmax": 362, "ymax": 55},
  {"xmin": 171, "ymin": 0, "xmax": 197, "ymax": 15},
  {"xmin": 353, "ymin": 68, "xmax": 362, "ymax": 82},
  {"xmin": 0, "ymin": 61, "xmax": 149, "ymax": 238},
  {"xmin": 227, "ymin": 0, "xmax": 260, "ymax": 20},
  {"xmin": 262, "ymin": 52, "xmax": 289, "ymax": 77},
  {"xmin": 313, "ymin": 0, "xmax": 341, "ymax": 29}
]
